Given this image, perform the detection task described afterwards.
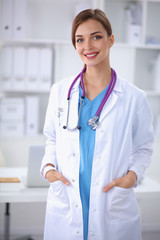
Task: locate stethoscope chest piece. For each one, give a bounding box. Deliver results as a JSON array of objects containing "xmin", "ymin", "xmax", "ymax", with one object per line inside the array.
[{"xmin": 88, "ymin": 116, "xmax": 99, "ymax": 130}]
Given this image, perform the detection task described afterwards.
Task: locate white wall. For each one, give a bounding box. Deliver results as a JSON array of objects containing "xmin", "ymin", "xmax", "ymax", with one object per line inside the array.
[{"xmin": 0, "ymin": 136, "xmax": 46, "ymax": 167}]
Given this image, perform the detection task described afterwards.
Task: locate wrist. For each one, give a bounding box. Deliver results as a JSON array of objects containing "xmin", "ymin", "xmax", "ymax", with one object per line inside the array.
[
  {"xmin": 128, "ymin": 170, "xmax": 137, "ymax": 185},
  {"xmin": 43, "ymin": 165, "xmax": 57, "ymax": 178},
  {"xmin": 128, "ymin": 170, "xmax": 137, "ymax": 178}
]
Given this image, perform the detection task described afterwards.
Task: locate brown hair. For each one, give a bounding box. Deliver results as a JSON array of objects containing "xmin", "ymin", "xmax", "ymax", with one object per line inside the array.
[{"xmin": 72, "ymin": 9, "xmax": 112, "ymax": 48}]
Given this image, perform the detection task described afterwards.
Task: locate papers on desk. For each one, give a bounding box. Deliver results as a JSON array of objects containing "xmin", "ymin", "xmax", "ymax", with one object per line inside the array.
[{"xmin": 0, "ymin": 177, "xmax": 21, "ymax": 191}]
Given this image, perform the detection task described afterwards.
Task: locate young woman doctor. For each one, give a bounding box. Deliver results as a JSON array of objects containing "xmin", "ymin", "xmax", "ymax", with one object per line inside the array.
[{"xmin": 40, "ymin": 9, "xmax": 154, "ymax": 240}]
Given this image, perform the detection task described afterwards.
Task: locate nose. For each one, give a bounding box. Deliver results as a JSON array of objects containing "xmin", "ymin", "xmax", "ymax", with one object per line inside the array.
[{"xmin": 84, "ymin": 38, "xmax": 93, "ymax": 50}]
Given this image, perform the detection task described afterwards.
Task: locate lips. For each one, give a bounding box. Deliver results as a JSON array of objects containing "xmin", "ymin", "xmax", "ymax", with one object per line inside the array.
[{"xmin": 84, "ymin": 52, "xmax": 99, "ymax": 59}]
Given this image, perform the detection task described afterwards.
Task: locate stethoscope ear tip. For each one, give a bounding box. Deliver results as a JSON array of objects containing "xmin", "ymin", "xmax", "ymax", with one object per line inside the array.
[{"xmin": 63, "ymin": 126, "xmax": 67, "ymax": 129}]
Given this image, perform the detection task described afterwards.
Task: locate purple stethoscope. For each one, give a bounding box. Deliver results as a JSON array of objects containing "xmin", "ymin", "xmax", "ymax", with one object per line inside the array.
[{"xmin": 63, "ymin": 66, "xmax": 117, "ymax": 130}]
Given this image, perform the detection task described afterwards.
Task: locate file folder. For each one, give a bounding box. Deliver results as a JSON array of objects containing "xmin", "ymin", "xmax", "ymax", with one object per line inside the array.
[
  {"xmin": 39, "ymin": 48, "xmax": 52, "ymax": 91},
  {"xmin": 13, "ymin": 47, "xmax": 26, "ymax": 90},
  {"xmin": 25, "ymin": 96, "xmax": 39, "ymax": 136},
  {"xmin": 1, "ymin": 47, "xmax": 13, "ymax": 90},
  {"xmin": 26, "ymin": 47, "xmax": 39, "ymax": 90}
]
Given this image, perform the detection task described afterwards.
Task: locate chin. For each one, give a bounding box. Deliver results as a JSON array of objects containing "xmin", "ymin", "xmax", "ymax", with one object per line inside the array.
[{"xmin": 85, "ymin": 61, "xmax": 102, "ymax": 68}]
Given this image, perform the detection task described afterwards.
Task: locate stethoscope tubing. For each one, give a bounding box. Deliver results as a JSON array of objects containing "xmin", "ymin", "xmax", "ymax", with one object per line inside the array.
[
  {"xmin": 67, "ymin": 66, "xmax": 86, "ymax": 100},
  {"xmin": 64, "ymin": 66, "xmax": 86, "ymax": 130},
  {"xmin": 63, "ymin": 66, "xmax": 116, "ymax": 130}
]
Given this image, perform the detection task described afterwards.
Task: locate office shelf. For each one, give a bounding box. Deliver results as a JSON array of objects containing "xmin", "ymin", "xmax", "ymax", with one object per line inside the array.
[{"xmin": 0, "ymin": 0, "xmax": 160, "ymax": 135}]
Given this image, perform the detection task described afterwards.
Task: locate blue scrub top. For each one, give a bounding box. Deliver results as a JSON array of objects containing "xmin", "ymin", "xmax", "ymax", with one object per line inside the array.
[{"xmin": 79, "ymin": 84, "xmax": 109, "ymax": 240}]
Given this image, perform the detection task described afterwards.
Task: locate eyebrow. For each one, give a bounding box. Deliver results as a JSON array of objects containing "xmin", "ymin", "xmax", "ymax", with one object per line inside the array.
[{"xmin": 75, "ymin": 31, "xmax": 103, "ymax": 38}]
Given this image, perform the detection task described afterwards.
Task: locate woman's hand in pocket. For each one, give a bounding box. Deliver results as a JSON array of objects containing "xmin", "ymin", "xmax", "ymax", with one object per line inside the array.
[
  {"xmin": 103, "ymin": 170, "xmax": 137, "ymax": 192},
  {"xmin": 46, "ymin": 169, "xmax": 70, "ymax": 186}
]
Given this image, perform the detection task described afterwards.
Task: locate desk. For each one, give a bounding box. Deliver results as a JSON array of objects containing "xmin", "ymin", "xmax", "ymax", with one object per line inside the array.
[
  {"xmin": 0, "ymin": 168, "xmax": 160, "ymax": 239},
  {"xmin": 0, "ymin": 168, "xmax": 48, "ymax": 240},
  {"xmin": 135, "ymin": 176, "xmax": 160, "ymax": 199},
  {"xmin": 0, "ymin": 168, "xmax": 48, "ymax": 203},
  {"xmin": 1, "ymin": 167, "xmax": 160, "ymax": 201}
]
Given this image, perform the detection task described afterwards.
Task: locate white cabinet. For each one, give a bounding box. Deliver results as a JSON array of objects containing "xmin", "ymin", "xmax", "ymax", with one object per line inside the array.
[
  {"xmin": 102, "ymin": 0, "xmax": 160, "ymax": 132},
  {"xmin": 0, "ymin": 0, "xmax": 160, "ymax": 143},
  {"xmin": 146, "ymin": 1, "xmax": 160, "ymax": 44},
  {"xmin": 0, "ymin": 0, "xmax": 94, "ymax": 138}
]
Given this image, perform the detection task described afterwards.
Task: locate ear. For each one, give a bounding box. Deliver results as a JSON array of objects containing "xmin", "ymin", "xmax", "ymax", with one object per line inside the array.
[{"xmin": 109, "ymin": 34, "xmax": 114, "ymax": 48}]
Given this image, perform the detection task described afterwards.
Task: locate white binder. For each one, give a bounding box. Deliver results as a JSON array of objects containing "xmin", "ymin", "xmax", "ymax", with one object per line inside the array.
[
  {"xmin": 125, "ymin": 3, "xmax": 142, "ymax": 44},
  {"xmin": 1, "ymin": 47, "xmax": 13, "ymax": 90},
  {"xmin": 0, "ymin": 121, "xmax": 24, "ymax": 137},
  {"xmin": 153, "ymin": 53, "xmax": 160, "ymax": 92},
  {"xmin": 1, "ymin": 0, "xmax": 13, "ymax": 39},
  {"xmin": 155, "ymin": 115, "xmax": 160, "ymax": 137},
  {"xmin": 39, "ymin": 48, "xmax": 52, "ymax": 91},
  {"xmin": 26, "ymin": 47, "xmax": 39, "ymax": 90},
  {"xmin": 0, "ymin": 97, "xmax": 24, "ymax": 137},
  {"xmin": 1, "ymin": 97, "xmax": 24, "ymax": 121},
  {"xmin": 13, "ymin": 47, "xmax": 26, "ymax": 90},
  {"xmin": 13, "ymin": 0, "xmax": 26, "ymax": 39},
  {"xmin": 25, "ymin": 96, "xmax": 39, "ymax": 136}
]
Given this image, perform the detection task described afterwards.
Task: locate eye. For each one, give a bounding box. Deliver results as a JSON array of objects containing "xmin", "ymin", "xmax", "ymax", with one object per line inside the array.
[
  {"xmin": 76, "ymin": 38, "xmax": 83, "ymax": 43},
  {"xmin": 93, "ymin": 35, "xmax": 102, "ymax": 40}
]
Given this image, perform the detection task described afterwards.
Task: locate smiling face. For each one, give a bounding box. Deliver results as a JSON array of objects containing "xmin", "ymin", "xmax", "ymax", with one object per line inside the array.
[{"xmin": 75, "ymin": 19, "xmax": 114, "ymax": 68}]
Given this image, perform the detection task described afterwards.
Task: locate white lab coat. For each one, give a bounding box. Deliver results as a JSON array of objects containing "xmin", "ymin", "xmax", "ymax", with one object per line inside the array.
[{"xmin": 40, "ymin": 74, "xmax": 154, "ymax": 240}]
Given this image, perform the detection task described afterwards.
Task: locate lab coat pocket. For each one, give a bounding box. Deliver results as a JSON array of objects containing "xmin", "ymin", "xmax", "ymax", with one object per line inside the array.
[
  {"xmin": 107, "ymin": 186, "xmax": 139, "ymax": 223},
  {"xmin": 47, "ymin": 180, "xmax": 70, "ymax": 215},
  {"xmin": 50, "ymin": 180, "xmax": 66, "ymax": 197}
]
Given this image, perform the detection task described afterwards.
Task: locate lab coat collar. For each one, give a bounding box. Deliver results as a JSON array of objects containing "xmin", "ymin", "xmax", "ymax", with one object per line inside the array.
[
  {"xmin": 113, "ymin": 76, "xmax": 123, "ymax": 93},
  {"xmin": 66, "ymin": 75, "xmax": 80, "ymax": 130},
  {"xmin": 99, "ymin": 91, "xmax": 118, "ymax": 123},
  {"xmin": 70, "ymin": 75, "xmax": 81, "ymax": 94},
  {"xmin": 70, "ymin": 73, "xmax": 123, "ymax": 93},
  {"xmin": 99, "ymin": 76, "xmax": 123, "ymax": 123}
]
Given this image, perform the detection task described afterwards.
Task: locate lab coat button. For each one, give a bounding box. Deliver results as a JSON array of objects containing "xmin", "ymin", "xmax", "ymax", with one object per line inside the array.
[
  {"xmin": 92, "ymin": 233, "xmax": 96, "ymax": 237},
  {"xmin": 72, "ymin": 153, "xmax": 76, "ymax": 157},
  {"xmin": 76, "ymin": 230, "xmax": 80, "ymax": 234},
  {"xmin": 75, "ymin": 204, "xmax": 79, "ymax": 208},
  {"xmin": 72, "ymin": 179, "xmax": 75, "ymax": 182}
]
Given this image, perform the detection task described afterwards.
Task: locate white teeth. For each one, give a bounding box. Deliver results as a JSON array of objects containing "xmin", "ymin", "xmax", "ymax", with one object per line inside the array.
[{"xmin": 86, "ymin": 53, "xmax": 97, "ymax": 57}]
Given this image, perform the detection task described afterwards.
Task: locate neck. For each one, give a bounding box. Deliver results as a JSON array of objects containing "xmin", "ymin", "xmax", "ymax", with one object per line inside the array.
[
  {"xmin": 82, "ymin": 63, "xmax": 112, "ymax": 101},
  {"xmin": 84, "ymin": 64, "xmax": 111, "ymax": 88}
]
